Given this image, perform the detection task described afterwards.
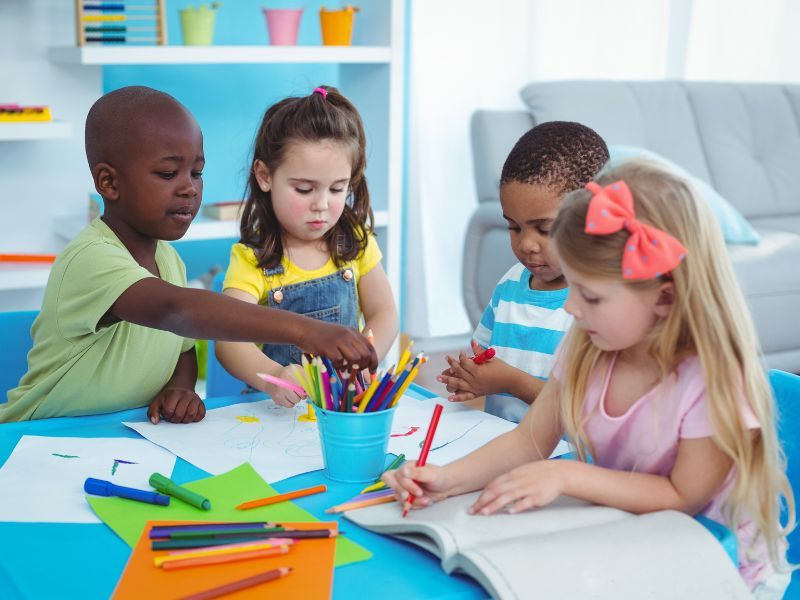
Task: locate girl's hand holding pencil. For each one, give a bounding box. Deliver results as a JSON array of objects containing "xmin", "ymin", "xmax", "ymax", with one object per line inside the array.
[
  {"xmin": 257, "ymin": 366, "xmax": 307, "ymax": 408},
  {"xmin": 381, "ymin": 462, "xmax": 452, "ymax": 511}
]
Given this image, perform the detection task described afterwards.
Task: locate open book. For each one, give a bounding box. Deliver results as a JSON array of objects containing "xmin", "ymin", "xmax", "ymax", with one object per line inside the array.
[{"xmin": 345, "ymin": 492, "xmax": 750, "ymax": 599}]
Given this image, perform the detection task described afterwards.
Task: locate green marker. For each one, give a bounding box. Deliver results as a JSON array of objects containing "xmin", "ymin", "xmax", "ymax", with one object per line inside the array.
[{"xmin": 149, "ymin": 472, "xmax": 211, "ymax": 510}]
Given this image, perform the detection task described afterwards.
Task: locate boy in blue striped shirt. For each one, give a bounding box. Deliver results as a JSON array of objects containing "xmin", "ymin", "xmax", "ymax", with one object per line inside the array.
[{"xmin": 440, "ymin": 122, "xmax": 609, "ymax": 422}]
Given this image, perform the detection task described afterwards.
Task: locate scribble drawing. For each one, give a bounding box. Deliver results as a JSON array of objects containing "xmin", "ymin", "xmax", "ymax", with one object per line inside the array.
[
  {"xmin": 111, "ymin": 458, "xmax": 138, "ymax": 476},
  {"xmin": 51, "ymin": 453, "xmax": 79, "ymax": 459},
  {"xmin": 236, "ymin": 415, "xmax": 260, "ymax": 423},
  {"xmin": 391, "ymin": 426, "xmax": 419, "ymax": 438},
  {"xmin": 421, "ymin": 421, "xmax": 483, "ymax": 451}
]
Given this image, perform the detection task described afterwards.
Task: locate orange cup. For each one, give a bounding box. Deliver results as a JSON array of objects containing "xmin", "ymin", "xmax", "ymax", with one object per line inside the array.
[{"xmin": 319, "ymin": 6, "xmax": 357, "ymax": 46}]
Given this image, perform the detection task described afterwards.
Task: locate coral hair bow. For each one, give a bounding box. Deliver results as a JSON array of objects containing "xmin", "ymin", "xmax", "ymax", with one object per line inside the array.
[{"xmin": 584, "ymin": 180, "xmax": 687, "ymax": 280}]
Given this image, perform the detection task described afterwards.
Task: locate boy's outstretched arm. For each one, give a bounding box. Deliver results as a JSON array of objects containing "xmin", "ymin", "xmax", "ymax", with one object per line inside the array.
[
  {"xmin": 148, "ymin": 347, "xmax": 205, "ymax": 424},
  {"xmin": 109, "ymin": 278, "xmax": 378, "ymax": 371}
]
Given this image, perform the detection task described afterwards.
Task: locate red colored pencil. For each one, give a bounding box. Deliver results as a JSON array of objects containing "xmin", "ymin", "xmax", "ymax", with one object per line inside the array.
[
  {"xmin": 402, "ymin": 403, "xmax": 443, "ymax": 517},
  {"xmin": 180, "ymin": 566, "xmax": 292, "ymax": 600}
]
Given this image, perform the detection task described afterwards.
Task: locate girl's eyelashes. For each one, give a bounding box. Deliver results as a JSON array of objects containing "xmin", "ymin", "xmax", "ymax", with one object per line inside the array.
[
  {"xmin": 191, "ymin": 171, "xmax": 203, "ymax": 179},
  {"xmin": 295, "ymin": 187, "xmax": 313, "ymax": 194},
  {"xmin": 582, "ymin": 294, "xmax": 600, "ymax": 305},
  {"xmin": 157, "ymin": 171, "xmax": 177, "ymax": 180}
]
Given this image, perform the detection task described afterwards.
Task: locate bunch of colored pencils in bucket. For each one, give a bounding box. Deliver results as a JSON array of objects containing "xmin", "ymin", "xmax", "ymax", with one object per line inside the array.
[{"xmin": 258, "ymin": 341, "xmax": 426, "ymax": 414}]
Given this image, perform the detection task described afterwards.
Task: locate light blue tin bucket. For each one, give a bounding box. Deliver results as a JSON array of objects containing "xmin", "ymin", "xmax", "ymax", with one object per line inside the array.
[{"xmin": 316, "ymin": 406, "xmax": 396, "ymax": 483}]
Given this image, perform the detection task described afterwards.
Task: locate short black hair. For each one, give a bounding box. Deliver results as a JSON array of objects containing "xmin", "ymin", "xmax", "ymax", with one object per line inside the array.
[
  {"xmin": 85, "ymin": 85, "xmax": 189, "ymax": 169},
  {"xmin": 500, "ymin": 121, "xmax": 609, "ymax": 195}
]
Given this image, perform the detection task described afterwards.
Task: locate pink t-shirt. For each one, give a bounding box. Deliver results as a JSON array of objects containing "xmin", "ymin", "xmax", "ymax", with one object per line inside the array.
[{"xmin": 554, "ymin": 352, "xmax": 769, "ymax": 589}]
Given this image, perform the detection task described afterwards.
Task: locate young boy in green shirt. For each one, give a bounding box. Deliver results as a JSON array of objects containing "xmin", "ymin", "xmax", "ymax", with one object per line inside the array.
[{"xmin": 1, "ymin": 86, "xmax": 377, "ymax": 423}]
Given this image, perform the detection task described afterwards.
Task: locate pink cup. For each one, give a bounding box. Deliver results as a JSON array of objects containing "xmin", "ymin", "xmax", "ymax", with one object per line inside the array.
[{"xmin": 262, "ymin": 8, "xmax": 303, "ymax": 46}]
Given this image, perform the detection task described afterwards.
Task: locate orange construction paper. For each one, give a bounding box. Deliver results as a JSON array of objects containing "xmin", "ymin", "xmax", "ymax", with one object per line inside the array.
[{"xmin": 112, "ymin": 521, "xmax": 336, "ymax": 600}]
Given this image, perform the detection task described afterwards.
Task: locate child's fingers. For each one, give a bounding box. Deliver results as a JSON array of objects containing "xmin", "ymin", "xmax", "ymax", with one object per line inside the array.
[
  {"xmin": 194, "ymin": 400, "xmax": 207, "ymax": 422},
  {"xmin": 471, "ymin": 340, "xmax": 485, "ymax": 354},
  {"xmin": 147, "ymin": 398, "xmax": 162, "ymax": 425},
  {"xmin": 457, "ymin": 352, "xmax": 479, "ymax": 375},
  {"xmin": 469, "ymin": 478, "xmax": 518, "ymax": 516},
  {"xmin": 181, "ymin": 396, "xmax": 203, "ymax": 423},
  {"xmin": 447, "ymin": 391, "xmax": 477, "ymax": 402},
  {"xmin": 445, "ymin": 355, "xmax": 469, "ymax": 379}
]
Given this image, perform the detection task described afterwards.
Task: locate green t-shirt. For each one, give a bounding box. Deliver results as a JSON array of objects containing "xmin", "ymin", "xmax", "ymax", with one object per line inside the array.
[{"xmin": 0, "ymin": 218, "xmax": 195, "ymax": 422}]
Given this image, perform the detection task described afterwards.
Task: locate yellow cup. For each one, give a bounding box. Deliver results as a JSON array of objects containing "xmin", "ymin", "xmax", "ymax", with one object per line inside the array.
[{"xmin": 319, "ymin": 6, "xmax": 357, "ymax": 46}]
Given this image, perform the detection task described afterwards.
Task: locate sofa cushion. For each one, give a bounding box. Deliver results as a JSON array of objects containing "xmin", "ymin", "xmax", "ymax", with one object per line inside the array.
[
  {"xmin": 608, "ymin": 145, "xmax": 760, "ymax": 245},
  {"xmin": 727, "ymin": 228, "xmax": 800, "ymax": 355},
  {"xmin": 684, "ymin": 83, "xmax": 800, "ymax": 220},
  {"xmin": 520, "ymin": 81, "xmax": 713, "ymax": 183}
]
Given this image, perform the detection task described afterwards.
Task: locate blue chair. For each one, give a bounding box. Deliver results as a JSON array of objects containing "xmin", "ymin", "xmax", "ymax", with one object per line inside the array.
[
  {"xmin": 0, "ymin": 310, "xmax": 38, "ymax": 400},
  {"xmin": 205, "ymin": 272, "xmax": 248, "ymax": 398},
  {"xmin": 771, "ymin": 369, "xmax": 800, "ymax": 597}
]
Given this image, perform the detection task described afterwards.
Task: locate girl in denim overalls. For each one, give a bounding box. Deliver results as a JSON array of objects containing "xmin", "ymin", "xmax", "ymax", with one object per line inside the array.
[{"xmin": 216, "ymin": 86, "xmax": 399, "ymax": 407}]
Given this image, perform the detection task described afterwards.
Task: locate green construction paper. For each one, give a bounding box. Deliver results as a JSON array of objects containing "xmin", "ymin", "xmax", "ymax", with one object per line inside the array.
[{"xmin": 87, "ymin": 463, "xmax": 371, "ymax": 567}]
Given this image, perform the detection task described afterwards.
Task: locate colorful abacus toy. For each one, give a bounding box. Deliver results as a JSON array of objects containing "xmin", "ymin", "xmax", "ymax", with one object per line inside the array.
[{"xmin": 75, "ymin": 0, "xmax": 167, "ymax": 46}]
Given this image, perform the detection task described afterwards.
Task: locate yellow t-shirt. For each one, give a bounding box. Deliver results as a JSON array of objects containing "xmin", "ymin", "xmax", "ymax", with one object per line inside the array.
[
  {"xmin": 222, "ymin": 234, "xmax": 383, "ymax": 314},
  {"xmin": 0, "ymin": 218, "xmax": 195, "ymax": 422}
]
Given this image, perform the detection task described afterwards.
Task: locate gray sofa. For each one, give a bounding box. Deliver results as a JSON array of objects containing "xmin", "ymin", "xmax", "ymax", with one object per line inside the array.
[{"xmin": 466, "ymin": 81, "xmax": 800, "ymax": 372}]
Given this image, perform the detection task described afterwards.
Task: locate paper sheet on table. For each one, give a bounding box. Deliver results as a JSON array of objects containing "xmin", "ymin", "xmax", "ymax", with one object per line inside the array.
[
  {"xmin": 88, "ymin": 463, "xmax": 371, "ymax": 567},
  {"xmin": 388, "ymin": 398, "xmax": 572, "ymax": 464},
  {"xmin": 124, "ymin": 397, "xmax": 568, "ymax": 484},
  {"xmin": 0, "ymin": 435, "xmax": 176, "ymax": 523},
  {"xmin": 124, "ymin": 400, "xmax": 323, "ymax": 482}
]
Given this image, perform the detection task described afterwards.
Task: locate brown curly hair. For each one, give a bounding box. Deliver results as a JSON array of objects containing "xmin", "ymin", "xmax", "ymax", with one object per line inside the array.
[{"xmin": 239, "ymin": 85, "xmax": 374, "ymax": 269}]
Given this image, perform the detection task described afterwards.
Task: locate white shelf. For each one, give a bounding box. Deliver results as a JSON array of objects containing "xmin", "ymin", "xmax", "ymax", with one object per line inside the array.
[
  {"xmin": 54, "ymin": 210, "xmax": 389, "ymax": 243},
  {"xmin": 49, "ymin": 45, "xmax": 392, "ymax": 65},
  {"xmin": 0, "ymin": 264, "xmax": 51, "ymax": 291},
  {"xmin": 0, "ymin": 121, "xmax": 72, "ymax": 141}
]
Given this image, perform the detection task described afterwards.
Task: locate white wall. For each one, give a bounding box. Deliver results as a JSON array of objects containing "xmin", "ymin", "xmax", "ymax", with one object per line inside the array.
[
  {"xmin": 0, "ymin": 0, "xmax": 101, "ymax": 309},
  {"xmin": 404, "ymin": 0, "xmax": 671, "ymax": 339}
]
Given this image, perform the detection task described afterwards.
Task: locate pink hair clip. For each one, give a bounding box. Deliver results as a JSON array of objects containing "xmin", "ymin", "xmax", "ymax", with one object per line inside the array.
[
  {"xmin": 312, "ymin": 87, "xmax": 328, "ymax": 99},
  {"xmin": 584, "ymin": 180, "xmax": 687, "ymax": 280}
]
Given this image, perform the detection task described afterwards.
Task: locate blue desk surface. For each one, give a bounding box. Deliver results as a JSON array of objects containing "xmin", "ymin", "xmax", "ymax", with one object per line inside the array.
[{"xmin": 0, "ymin": 385, "xmax": 488, "ymax": 600}]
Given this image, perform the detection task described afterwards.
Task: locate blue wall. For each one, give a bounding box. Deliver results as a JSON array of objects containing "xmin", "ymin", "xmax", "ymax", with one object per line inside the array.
[{"xmin": 103, "ymin": 0, "xmax": 341, "ymax": 279}]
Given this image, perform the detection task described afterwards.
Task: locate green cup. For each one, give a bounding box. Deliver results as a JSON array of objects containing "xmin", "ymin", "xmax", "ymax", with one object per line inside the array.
[{"xmin": 179, "ymin": 5, "xmax": 218, "ymax": 46}]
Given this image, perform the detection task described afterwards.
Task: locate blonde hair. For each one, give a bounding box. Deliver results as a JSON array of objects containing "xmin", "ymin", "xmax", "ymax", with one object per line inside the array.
[{"xmin": 550, "ymin": 158, "xmax": 793, "ymax": 568}]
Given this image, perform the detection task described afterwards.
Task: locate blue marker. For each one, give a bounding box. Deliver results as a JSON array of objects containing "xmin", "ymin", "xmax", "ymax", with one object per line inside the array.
[{"xmin": 84, "ymin": 477, "xmax": 170, "ymax": 506}]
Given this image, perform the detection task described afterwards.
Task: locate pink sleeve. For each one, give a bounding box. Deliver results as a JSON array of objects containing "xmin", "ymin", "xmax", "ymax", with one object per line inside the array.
[{"xmin": 679, "ymin": 363, "xmax": 760, "ymax": 439}]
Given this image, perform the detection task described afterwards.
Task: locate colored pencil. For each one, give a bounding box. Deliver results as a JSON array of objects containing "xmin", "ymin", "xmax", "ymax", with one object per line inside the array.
[
  {"xmin": 160, "ymin": 545, "xmax": 290, "ymax": 570},
  {"xmin": 345, "ymin": 488, "xmax": 396, "ymax": 503},
  {"xmin": 366, "ymin": 328, "xmax": 375, "ymax": 346},
  {"xmin": 169, "ymin": 526, "xmax": 285, "ymax": 539},
  {"xmin": 403, "ymin": 403, "xmax": 444, "ymax": 517},
  {"xmin": 364, "ymin": 368, "xmax": 395, "ymax": 412},
  {"xmin": 179, "ymin": 566, "xmax": 293, "ymax": 600},
  {"xmin": 359, "ymin": 453, "xmax": 406, "ymax": 494},
  {"xmin": 236, "ymin": 484, "xmax": 327, "ymax": 510},
  {"xmin": 344, "ymin": 382, "xmax": 355, "ymax": 412},
  {"xmin": 149, "ymin": 522, "xmax": 280, "ymax": 539},
  {"xmin": 154, "ymin": 540, "xmax": 292, "ymax": 567},
  {"xmin": 356, "ymin": 374, "xmax": 381, "ymax": 413},
  {"xmin": 321, "ymin": 367, "xmax": 333, "ymax": 410},
  {"xmin": 255, "ymin": 372, "xmax": 305, "ymax": 396},
  {"xmin": 325, "ymin": 494, "xmax": 397, "ymax": 514},
  {"xmin": 165, "ymin": 538, "xmax": 293, "ymax": 557},
  {"xmin": 391, "ymin": 360, "xmax": 424, "ymax": 408},
  {"xmin": 396, "ymin": 340, "xmax": 414, "ymax": 373},
  {"xmin": 151, "ymin": 529, "xmax": 336, "ymax": 550}
]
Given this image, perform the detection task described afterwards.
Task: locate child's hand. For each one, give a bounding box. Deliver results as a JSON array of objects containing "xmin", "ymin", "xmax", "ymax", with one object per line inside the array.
[
  {"xmin": 265, "ymin": 365, "xmax": 306, "ymax": 408},
  {"xmin": 381, "ymin": 461, "xmax": 453, "ymax": 510},
  {"xmin": 148, "ymin": 388, "xmax": 206, "ymax": 424},
  {"xmin": 468, "ymin": 460, "xmax": 564, "ymax": 516},
  {"xmin": 297, "ymin": 321, "xmax": 378, "ymax": 372},
  {"xmin": 437, "ymin": 352, "xmax": 512, "ymax": 401}
]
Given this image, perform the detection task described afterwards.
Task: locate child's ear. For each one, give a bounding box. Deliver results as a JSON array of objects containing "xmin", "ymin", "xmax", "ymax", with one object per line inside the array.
[
  {"xmin": 93, "ymin": 162, "xmax": 119, "ymax": 202},
  {"xmin": 253, "ymin": 160, "xmax": 271, "ymax": 193},
  {"xmin": 654, "ymin": 281, "xmax": 675, "ymax": 317}
]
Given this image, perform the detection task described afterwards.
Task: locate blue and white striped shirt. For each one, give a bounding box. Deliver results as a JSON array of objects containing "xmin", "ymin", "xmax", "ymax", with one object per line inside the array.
[{"xmin": 473, "ymin": 263, "xmax": 573, "ymax": 423}]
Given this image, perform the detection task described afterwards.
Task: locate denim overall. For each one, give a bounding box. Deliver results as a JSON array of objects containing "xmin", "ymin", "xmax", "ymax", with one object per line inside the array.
[{"xmin": 261, "ymin": 263, "xmax": 359, "ymax": 366}]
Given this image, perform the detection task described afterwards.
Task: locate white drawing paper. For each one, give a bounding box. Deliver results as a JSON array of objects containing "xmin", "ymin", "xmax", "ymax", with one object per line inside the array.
[
  {"xmin": 124, "ymin": 397, "xmax": 569, "ymax": 485},
  {"xmin": 0, "ymin": 436, "xmax": 177, "ymax": 523},
  {"xmin": 388, "ymin": 398, "xmax": 572, "ymax": 464},
  {"xmin": 124, "ymin": 400, "xmax": 323, "ymax": 483}
]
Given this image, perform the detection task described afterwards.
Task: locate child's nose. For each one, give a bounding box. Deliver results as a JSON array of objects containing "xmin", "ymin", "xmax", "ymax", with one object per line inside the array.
[
  {"xmin": 177, "ymin": 173, "xmax": 198, "ymax": 197},
  {"xmin": 520, "ymin": 233, "xmax": 541, "ymax": 254},
  {"xmin": 310, "ymin": 193, "xmax": 329, "ymax": 212},
  {"xmin": 564, "ymin": 293, "xmax": 580, "ymax": 318}
]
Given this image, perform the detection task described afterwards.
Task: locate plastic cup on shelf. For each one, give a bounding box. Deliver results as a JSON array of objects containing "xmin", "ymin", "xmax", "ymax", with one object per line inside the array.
[
  {"xmin": 262, "ymin": 8, "xmax": 304, "ymax": 46},
  {"xmin": 319, "ymin": 6, "xmax": 357, "ymax": 46}
]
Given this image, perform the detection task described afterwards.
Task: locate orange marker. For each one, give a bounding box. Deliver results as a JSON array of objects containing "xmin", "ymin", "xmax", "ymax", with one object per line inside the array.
[
  {"xmin": 236, "ymin": 484, "xmax": 326, "ymax": 510},
  {"xmin": 0, "ymin": 253, "xmax": 56, "ymax": 263}
]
